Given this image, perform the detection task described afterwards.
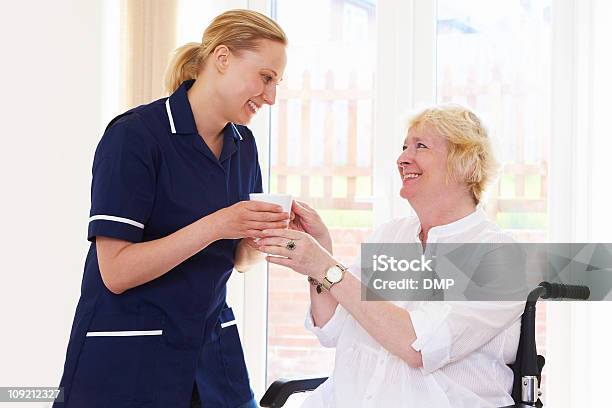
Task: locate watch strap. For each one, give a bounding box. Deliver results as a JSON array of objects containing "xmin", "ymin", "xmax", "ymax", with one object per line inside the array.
[{"xmin": 321, "ymin": 277, "xmax": 332, "ymax": 291}]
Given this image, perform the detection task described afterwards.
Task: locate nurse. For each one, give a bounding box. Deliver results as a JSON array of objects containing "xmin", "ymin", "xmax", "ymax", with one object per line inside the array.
[{"xmin": 54, "ymin": 9, "xmax": 288, "ymax": 408}]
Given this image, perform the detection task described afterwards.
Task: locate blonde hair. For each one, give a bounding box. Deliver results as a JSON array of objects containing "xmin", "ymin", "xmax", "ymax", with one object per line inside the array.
[
  {"xmin": 164, "ymin": 9, "xmax": 288, "ymax": 93},
  {"xmin": 407, "ymin": 104, "xmax": 498, "ymax": 203}
]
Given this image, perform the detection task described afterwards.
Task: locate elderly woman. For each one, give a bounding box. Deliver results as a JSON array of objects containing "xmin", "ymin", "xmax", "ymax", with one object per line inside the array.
[{"xmin": 257, "ymin": 105, "xmax": 524, "ymax": 407}]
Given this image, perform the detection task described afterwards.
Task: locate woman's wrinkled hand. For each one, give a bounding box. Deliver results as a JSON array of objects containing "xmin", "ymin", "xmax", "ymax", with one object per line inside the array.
[
  {"xmin": 289, "ymin": 200, "xmax": 332, "ymax": 252},
  {"xmin": 256, "ymin": 229, "xmax": 336, "ymax": 280},
  {"xmin": 211, "ymin": 201, "xmax": 289, "ymax": 240}
]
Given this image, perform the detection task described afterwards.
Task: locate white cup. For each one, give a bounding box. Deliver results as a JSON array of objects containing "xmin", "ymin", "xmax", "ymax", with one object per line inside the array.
[
  {"xmin": 248, "ymin": 193, "xmax": 293, "ymax": 213},
  {"xmin": 248, "ymin": 194, "xmax": 292, "ymax": 239}
]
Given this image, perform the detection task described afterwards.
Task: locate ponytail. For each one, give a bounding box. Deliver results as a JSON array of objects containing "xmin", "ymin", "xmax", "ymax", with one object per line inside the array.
[
  {"xmin": 164, "ymin": 42, "xmax": 202, "ymax": 94},
  {"xmin": 163, "ymin": 9, "xmax": 288, "ymax": 94}
]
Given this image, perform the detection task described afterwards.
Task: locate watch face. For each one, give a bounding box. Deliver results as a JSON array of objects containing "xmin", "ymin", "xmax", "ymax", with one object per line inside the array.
[{"xmin": 326, "ymin": 266, "xmax": 343, "ymax": 283}]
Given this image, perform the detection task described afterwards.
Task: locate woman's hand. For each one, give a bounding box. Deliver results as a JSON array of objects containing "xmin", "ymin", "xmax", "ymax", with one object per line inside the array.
[
  {"xmin": 211, "ymin": 201, "xmax": 289, "ymax": 240},
  {"xmin": 289, "ymin": 200, "xmax": 332, "ymax": 252},
  {"xmin": 257, "ymin": 229, "xmax": 336, "ymax": 280}
]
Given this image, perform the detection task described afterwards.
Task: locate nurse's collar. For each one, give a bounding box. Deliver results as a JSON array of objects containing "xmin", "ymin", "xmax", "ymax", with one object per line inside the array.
[
  {"xmin": 230, "ymin": 123, "xmax": 244, "ymax": 141},
  {"xmin": 165, "ymin": 97, "xmax": 243, "ymax": 141}
]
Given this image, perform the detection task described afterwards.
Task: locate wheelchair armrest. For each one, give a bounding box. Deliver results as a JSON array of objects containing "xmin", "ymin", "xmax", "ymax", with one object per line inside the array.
[
  {"xmin": 260, "ymin": 378, "xmax": 540, "ymax": 407},
  {"xmin": 260, "ymin": 377, "xmax": 328, "ymax": 407}
]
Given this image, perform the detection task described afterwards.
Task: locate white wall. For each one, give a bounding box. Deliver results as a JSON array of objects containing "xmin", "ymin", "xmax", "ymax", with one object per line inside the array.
[
  {"xmin": 0, "ymin": 0, "xmax": 105, "ymax": 404},
  {"xmin": 572, "ymin": 0, "xmax": 612, "ymax": 405},
  {"xmin": 590, "ymin": 0, "xmax": 612, "ymax": 242},
  {"xmin": 547, "ymin": 1, "xmax": 612, "ymax": 406}
]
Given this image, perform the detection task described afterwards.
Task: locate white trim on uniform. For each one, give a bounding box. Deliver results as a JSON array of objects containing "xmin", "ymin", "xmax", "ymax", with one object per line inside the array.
[
  {"xmin": 165, "ymin": 98, "xmax": 176, "ymax": 134},
  {"xmin": 86, "ymin": 330, "xmax": 163, "ymax": 337},
  {"xmin": 89, "ymin": 215, "xmax": 145, "ymax": 229},
  {"xmin": 221, "ymin": 320, "xmax": 237, "ymax": 329},
  {"xmin": 230, "ymin": 123, "xmax": 244, "ymax": 140}
]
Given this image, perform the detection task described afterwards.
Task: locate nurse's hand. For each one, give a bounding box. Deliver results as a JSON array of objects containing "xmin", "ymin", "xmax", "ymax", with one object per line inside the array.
[
  {"xmin": 289, "ymin": 201, "xmax": 332, "ymax": 253},
  {"xmin": 211, "ymin": 201, "xmax": 290, "ymax": 240}
]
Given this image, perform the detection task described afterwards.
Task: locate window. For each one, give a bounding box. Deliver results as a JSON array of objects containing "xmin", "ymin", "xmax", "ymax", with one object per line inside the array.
[
  {"xmin": 266, "ymin": 0, "xmax": 377, "ymax": 392},
  {"xmin": 436, "ymin": 0, "xmax": 552, "ymax": 399},
  {"xmin": 437, "ymin": 0, "xmax": 552, "ymax": 242}
]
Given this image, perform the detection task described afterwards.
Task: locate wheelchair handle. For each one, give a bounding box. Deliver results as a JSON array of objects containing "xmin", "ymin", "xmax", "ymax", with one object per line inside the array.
[
  {"xmin": 514, "ymin": 282, "xmax": 589, "ymax": 406},
  {"xmin": 538, "ymin": 282, "xmax": 590, "ymax": 300}
]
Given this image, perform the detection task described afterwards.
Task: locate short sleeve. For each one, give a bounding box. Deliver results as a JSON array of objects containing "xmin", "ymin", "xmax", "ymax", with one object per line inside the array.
[
  {"xmin": 409, "ymin": 301, "xmax": 524, "ymax": 373},
  {"xmin": 87, "ymin": 115, "xmax": 157, "ymax": 243},
  {"xmin": 304, "ymin": 304, "xmax": 350, "ymax": 348}
]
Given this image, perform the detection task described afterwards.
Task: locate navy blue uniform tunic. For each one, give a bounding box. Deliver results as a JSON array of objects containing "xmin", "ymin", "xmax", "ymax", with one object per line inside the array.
[{"xmin": 54, "ymin": 79, "xmax": 261, "ymax": 408}]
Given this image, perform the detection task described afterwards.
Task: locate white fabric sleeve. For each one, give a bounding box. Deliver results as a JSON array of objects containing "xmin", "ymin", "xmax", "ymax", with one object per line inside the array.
[
  {"xmin": 304, "ymin": 220, "xmax": 399, "ymax": 348},
  {"xmin": 410, "ymin": 301, "xmax": 524, "ymax": 374},
  {"xmin": 304, "ymin": 304, "xmax": 349, "ymax": 348}
]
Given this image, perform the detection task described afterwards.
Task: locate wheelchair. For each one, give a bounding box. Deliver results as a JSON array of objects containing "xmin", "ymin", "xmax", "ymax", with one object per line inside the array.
[{"xmin": 260, "ymin": 282, "xmax": 590, "ymax": 408}]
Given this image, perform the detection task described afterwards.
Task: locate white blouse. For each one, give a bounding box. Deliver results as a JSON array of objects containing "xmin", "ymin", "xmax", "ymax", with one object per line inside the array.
[{"xmin": 302, "ymin": 208, "xmax": 524, "ymax": 408}]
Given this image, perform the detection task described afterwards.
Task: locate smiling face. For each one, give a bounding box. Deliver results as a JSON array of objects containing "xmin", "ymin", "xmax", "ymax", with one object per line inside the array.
[
  {"xmin": 217, "ymin": 39, "xmax": 287, "ymax": 125},
  {"xmin": 397, "ymin": 125, "xmax": 455, "ymax": 206}
]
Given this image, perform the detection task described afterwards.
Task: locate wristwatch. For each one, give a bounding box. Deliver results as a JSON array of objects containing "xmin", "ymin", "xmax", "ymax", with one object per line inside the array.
[{"xmin": 321, "ymin": 263, "xmax": 348, "ymax": 291}]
